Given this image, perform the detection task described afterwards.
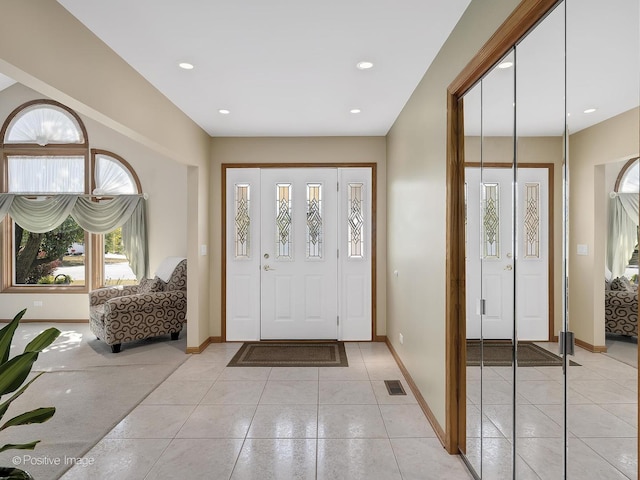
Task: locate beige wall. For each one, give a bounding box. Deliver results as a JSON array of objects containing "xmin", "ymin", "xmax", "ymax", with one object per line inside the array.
[
  {"xmin": 569, "ymin": 107, "xmax": 640, "ymax": 347},
  {"xmin": 465, "ymin": 135, "xmax": 565, "ymax": 336},
  {"xmin": 0, "ymin": 0, "xmax": 211, "ymax": 347},
  {"xmin": 209, "ymin": 137, "xmax": 387, "ymax": 338},
  {"xmin": 386, "ymin": 0, "xmax": 521, "ymax": 428}
]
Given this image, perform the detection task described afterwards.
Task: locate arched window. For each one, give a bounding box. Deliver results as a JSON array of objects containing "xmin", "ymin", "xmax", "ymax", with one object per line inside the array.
[
  {"xmin": 613, "ymin": 157, "xmax": 640, "ymax": 270},
  {"xmin": 4, "ymin": 103, "xmax": 85, "ymax": 145},
  {"xmin": 615, "ymin": 157, "xmax": 639, "ymax": 193},
  {"xmin": 91, "ymin": 150, "xmax": 142, "ymax": 286},
  {"xmin": 0, "ymin": 100, "xmax": 143, "ymax": 290}
]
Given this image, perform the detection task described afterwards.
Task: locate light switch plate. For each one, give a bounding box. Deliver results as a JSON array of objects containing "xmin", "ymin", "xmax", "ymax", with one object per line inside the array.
[{"xmin": 577, "ymin": 244, "xmax": 588, "ymax": 256}]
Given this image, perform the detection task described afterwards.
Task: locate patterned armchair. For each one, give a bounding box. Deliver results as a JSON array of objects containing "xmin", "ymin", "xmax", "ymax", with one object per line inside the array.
[
  {"xmin": 89, "ymin": 258, "xmax": 187, "ymax": 352},
  {"xmin": 605, "ymin": 276, "xmax": 638, "ymax": 337}
]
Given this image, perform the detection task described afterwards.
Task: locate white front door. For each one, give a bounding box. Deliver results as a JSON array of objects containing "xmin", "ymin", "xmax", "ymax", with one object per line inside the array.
[
  {"xmin": 465, "ymin": 167, "xmax": 549, "ymax": 341},
  {"xmin": 260, "ymin": 168, "xmax": 338, "ymax": 339},
  {"xmin": 225, "ymin": 167, "xmax": 372, "ymax": 341}
]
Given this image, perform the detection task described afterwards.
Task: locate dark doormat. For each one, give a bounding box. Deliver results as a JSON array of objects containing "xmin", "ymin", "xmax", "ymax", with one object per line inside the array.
[
  {"xmin": 227, "ymin": 341, "xmax": 348, "ymax": 367},
  {"xmin": 466, "ymin": 340, "xmax": 580, "ymax": 367}
]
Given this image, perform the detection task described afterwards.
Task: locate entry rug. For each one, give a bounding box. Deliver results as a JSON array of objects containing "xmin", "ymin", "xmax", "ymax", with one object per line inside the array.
[
  {"xmin": 466, "ymin": 340, "xmax": 580, "ymax": 367},
  {"xmin": 228, "ymin": 341, "xmax": 348, "ymax": 367}
]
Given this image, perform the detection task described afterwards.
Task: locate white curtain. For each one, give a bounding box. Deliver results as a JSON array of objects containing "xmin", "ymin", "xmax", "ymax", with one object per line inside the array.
[
  {"xmin": 607, "ymin": 192, "xmax": 640, "ymax": 278},
  {"xmin": 5, "ymin": 106, "xmax": 83, "ymax": 144},
  {"xmin": 8, "ymin": 156, "xmax": 85, "ymax": 193},
  {"xmin": 0, "ymin": 194, "xmax": 148, "ymax": 280},
  {"xmin": 94, "ymin": 155, "xmax": 136, "ymax": 195}
]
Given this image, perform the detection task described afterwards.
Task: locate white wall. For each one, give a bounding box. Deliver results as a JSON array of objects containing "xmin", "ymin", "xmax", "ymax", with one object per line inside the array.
[{"xmin": 0, "ymin": 83, "xmax": 188, "ymax": 320}]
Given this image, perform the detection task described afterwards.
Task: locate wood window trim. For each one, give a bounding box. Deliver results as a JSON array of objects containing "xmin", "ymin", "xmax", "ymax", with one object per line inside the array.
[
  {"xmin": 1, "ymin": 100, "xmax": 91, "ymax": 293},
  {"xmin": 90, "ymin": 148, "xmax": 143, "ymax": 194},
  {"xmin": 89, "ymin": 149, "xmax": 143, "ymax": 289},
  {"xmin": 444, "ymin": 0, "xmax": 562, "ymax": 455},
  {"xmin": 614, "ymin": 156, "xmax": 640, "ymax": 192},
  {"xmin": 0, "ymin": 99, "xmax": 89, "ymax": 149},
  {"xmin": 0, "ymin": 220, "xmax": 90, "ymax": 294}
]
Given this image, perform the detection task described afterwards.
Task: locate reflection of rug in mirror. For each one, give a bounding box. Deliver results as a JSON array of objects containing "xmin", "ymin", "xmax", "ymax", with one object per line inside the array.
[
  {"xmin": 228, "ymin": 341, "xmax": 348, "ymax": 367},
  {"xmin": 466, "ymin": 340, "xmax": 580, "ymax": 367}
]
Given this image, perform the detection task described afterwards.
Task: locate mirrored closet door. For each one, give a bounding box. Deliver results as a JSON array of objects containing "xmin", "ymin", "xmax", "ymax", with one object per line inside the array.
[{"xmin": 458, "ymin": 0, "xmax": 639, "ymax": 478}]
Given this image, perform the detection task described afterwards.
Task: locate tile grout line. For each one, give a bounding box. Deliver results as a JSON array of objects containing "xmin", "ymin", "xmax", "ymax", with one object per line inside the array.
[
  {"xmin": 316, "ymin": 354, "xmax": 322, "ymax": 480},
  {"xmin": 573, "ymin": 436, "xmax": 633, "ymax": 479},
  {"xmin": 223, "ymin": 363, "xmax": 269, "ymax": 479}
]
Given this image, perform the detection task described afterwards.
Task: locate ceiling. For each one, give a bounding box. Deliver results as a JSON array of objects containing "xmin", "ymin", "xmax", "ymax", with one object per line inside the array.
[
  {"xmin": 463, "ymin": 0, "xmax": 640, "ymax": 137},
  {"xmin": 2, "ymin": 1, "xmax": 636, "ymax": 139},
  {"xmin": 50, "ymin": 0, "xmax": 471, "ymax": 137}
]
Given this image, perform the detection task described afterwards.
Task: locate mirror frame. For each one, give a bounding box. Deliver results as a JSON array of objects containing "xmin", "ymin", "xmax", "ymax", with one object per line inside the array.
[{"xmin": 444, "ymin": 0, "xmax": 562, "ymax": 454}]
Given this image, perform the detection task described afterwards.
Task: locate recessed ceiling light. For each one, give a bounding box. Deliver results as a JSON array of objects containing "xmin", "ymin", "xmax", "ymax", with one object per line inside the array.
[
  {"xmin": 498, "ymin": 61, "xmax": 513, "ymax": 69},
  {"xmin": 583, "ymin": 108, "xmax": 597, "ymax": 114},
  {"xmin": 356, "ymin": 61, "xmax": 374, "ymax": 70},
  {"xmin": 350, "ymin": 109, "xmax": 361, "ymax": 114},
  {"xmin": 178, "ymin": 62, "xmax": 194, "ymax": 70},
  {"xmin": 218, "ymin": 109, "xmax": 230, "ymax": 115}
]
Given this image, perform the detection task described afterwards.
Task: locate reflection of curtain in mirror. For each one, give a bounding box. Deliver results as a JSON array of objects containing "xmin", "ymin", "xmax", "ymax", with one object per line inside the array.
[{"xmin": 607, "ymin": 193, "xmax": 639, "ymax": 277}]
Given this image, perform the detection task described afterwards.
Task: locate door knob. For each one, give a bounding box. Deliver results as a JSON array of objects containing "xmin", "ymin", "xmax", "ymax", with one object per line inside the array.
[
  {"xmin": 504, "ymin": 264, "xmax": 513, "ymax": 271},
  {"xmin": 263, "ymin": 265, "xmax": 275, "ymax": 271}
]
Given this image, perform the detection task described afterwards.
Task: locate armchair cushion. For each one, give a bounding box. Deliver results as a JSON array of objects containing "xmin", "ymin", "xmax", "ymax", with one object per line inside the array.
[
  {"xmin": 610, "ymin": 276, "xmax": 635, "ymax": 292},
  {"xmin": 138, "ymin": 276, "xmax": 166, "ymax": 294}
]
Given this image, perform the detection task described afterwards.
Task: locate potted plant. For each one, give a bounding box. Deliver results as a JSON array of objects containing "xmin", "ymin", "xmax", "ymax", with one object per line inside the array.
[{"xmin": 0, "ymin": 309, "xmax": 60, "ymax": 480}]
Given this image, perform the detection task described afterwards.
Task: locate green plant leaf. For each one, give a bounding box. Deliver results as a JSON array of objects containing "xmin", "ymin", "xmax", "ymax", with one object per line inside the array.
[
  {"xmin": 0, "ymin": 440, "xmax": 39, "ymax": 453},
  {"xmin": 0, "ymin": 372, "xmax": 44, "ymax": 422},
  {"xmin": 23, "ymin": 328, "xmax": 60, "ymax": 354},
  {"xmin": 0, "ymin": 352, "xmax": 39, "ymax": 396},
  {"xmin": 0, "ymin": 309, "xmax": 26, "ymax": 365},
  {"xmin": 0, "ymin": 407, "xmax": 55, "ymax": 431}
]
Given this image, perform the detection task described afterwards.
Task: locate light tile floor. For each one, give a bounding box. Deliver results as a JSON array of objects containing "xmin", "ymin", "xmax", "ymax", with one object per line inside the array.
[
  {"xmin": 61, "ymin": 342, "xmax": 472, "ymax": 480},
  {"xmin": 465, "ymin": 340, "xmax": 638, "ymax": 479}
]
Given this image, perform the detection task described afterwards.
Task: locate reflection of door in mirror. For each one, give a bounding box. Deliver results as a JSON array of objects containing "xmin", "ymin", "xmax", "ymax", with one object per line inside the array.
[
  {"xmin": 456, "ymin": 0, "xmax": 639, "ymax": 478},
  {"xmin": 461, "ymin": 45, "xmax": 517, "ymax": 478}
]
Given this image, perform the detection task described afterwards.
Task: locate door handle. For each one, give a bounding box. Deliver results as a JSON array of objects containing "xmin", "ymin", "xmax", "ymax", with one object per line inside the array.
[
  {"xmin": 504, "ymin": 264, "xmax": 513, "ymax": 271},
  {"xmin": 263, "ymin": 265, "xmax": 276, "ymax": 271}
]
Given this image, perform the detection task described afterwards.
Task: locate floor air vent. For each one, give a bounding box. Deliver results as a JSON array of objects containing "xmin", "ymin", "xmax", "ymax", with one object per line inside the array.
[{"xmin": 384, "ymin": 380, "xmax": 406, "ymax": 396}]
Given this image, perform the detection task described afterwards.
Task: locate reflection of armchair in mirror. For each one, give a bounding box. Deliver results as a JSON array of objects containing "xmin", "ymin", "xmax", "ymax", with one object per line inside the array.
[{"xmin": 605, "ymin": 276, "xmax": 638, "ymax": 337}]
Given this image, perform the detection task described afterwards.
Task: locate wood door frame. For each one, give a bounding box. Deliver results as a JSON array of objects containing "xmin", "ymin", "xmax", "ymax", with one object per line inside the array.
[
  {"xmin": 221, "ymin": 163, "xmax": 378, "ymax": 342},
  {"xmin": 444, "ymin": 0, "xmax": 562, "ymax": 454},
  {"xmin": 465, "ymin": 162, "xmax": 555, "ymax": 343}
]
